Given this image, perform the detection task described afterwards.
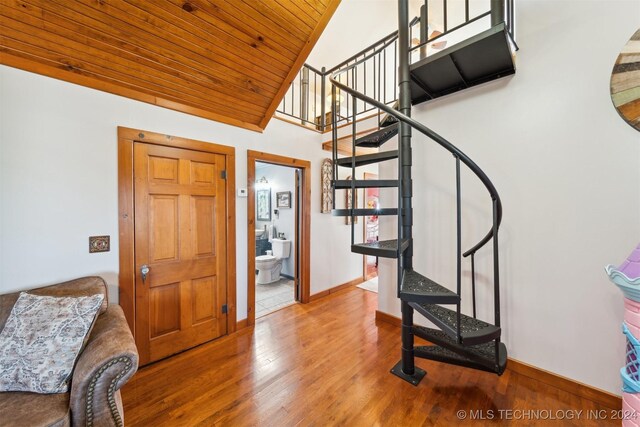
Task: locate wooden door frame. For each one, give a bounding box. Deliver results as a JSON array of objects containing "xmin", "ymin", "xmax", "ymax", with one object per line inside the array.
[
  {"xmin": 247, "ymin": 150, "xmax": 311, "ymax": 326},
  {"xmin": 118, "ymin": 127, "xmax": 237, "ymax": 337}
]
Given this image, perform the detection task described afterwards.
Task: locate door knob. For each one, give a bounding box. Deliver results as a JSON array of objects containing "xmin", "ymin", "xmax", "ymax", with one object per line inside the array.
[{"xmin": 140, "ymin": 264, "xmax": 150, "ymax": 283}]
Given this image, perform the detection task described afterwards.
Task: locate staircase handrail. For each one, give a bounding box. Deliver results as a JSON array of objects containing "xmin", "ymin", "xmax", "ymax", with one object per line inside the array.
[
  {"xmin": 329, "ymin": 69, "xmax": 502, "ymax": 258},
  {"xmin": 325, "ymin": 16, "xmax": 420, "ymax": 75}
]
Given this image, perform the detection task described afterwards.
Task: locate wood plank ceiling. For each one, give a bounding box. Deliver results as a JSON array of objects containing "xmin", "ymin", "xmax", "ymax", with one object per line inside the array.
[{"xmin": 0, "ymin": 0, "xmax": 340, "ymax": 132}]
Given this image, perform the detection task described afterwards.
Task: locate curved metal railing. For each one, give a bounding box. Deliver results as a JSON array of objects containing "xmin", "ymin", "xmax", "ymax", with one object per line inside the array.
[
  {"xmin": 330, "ymin": 56, "xmax": 502, "ymax": 325},
  {"xmin": 329, "ymin": 71, "xmax": 502, "ymax": 256}
]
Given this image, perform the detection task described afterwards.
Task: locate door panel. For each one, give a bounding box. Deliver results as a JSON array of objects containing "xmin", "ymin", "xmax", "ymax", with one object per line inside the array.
[
  {"xmin": 191, "ymin": 162, "xmax": 216, "ymax": 185},
  {"xmin": 191, "ymin": 196, "xmax": 216, "ymax": 257},
  {"xmin": 149, "ymin": 156, "xmax": 179, "ymax": 183},
  {"xmin": 134, "ymin": 142, "xmax": 227, "ymax": 364},
  {"xmin": 191, "ymin": 276, "xmax": 217, "ymax": 324},
  {"xmin": 149, "ymin": 195, "xmax": 179, "ymax": 262},
  {"xmin": 149, "ymin": 283, "xmax": 181, "ymax": 337}
]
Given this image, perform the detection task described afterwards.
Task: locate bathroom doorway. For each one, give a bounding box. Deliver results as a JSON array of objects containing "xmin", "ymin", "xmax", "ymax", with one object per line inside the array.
[{"xmin": 247, "ymin": 151, "xmax": 311, "ymax": 326}]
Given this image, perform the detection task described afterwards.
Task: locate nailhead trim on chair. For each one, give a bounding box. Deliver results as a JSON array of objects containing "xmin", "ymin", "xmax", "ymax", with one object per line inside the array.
[{"xmin": 85, "ymin": 356, "xmax": 133, "ymax": 427}]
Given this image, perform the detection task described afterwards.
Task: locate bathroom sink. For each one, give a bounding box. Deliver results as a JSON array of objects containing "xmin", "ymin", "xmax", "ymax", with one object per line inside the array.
[{"xmin": 255, "ymin": 229, "xmax": 266, "ymax": 238}]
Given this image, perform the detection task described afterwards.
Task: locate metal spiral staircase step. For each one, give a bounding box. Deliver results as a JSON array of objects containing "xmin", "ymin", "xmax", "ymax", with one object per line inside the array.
[
  {"xmin": 410, "ymin": 23, "xmax": 516, "ymax": 106},
  {"xmin": 409, "ymin": 302, "xmax": 501, "ymax": 346},
  {"xmin": 333, "ymin": 179, "xmax": 398, "ymax": 189},
  {"xmin": 415, "ymin": 343, "xmax": 507, "ymax": 375},
  {"xmin": 332, "ymin": 208, "xmax": 398, "ymax": 217},
  {"xmin": 412, "ymin": 326, "xmax": 507, "ymax": 374},
  {"xmin": 379, "ymin": 101, "xmax": 399, "ymax": 128},
  {"xmin": 355, "ymin": 122, "xmax": 399, "ymax": 147},
  {"xmin": 400, "ymin": 270, "xmax": 459, "ymax": 305},
  {"xmin": 335, "ymin": 150, "xmax": 399, "ymax": 168},
  {"xmin": 351, "ymin": 239, "xmax": 409, "ymax": 258}
]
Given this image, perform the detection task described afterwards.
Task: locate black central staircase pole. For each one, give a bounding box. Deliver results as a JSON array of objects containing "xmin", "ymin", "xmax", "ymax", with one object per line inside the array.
[{"xmin": 391, "ymin": 0, "xmax": 426, "ymax": 386}]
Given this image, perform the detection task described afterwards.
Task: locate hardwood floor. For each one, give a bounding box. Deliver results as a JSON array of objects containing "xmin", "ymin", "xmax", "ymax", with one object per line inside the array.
[{"xmin": 122, "ymin": 287, "xmax": 618, "ymax": 426}]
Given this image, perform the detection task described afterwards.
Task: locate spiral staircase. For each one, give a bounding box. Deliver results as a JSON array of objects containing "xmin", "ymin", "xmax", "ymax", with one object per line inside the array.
[{"xmin": 329, "ymin": 0, "xmax": 508, "ymax": 385}]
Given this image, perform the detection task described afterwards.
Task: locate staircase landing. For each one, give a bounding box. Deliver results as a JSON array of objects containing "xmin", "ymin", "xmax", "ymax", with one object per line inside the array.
[{"xmin": 410, "ymin": 23, "xmax": 516, "ymax": 105}]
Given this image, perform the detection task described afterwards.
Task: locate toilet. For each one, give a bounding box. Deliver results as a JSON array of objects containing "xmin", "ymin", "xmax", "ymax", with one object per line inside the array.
[{"xmin": 256, "ymin": 239, "xmax": 291, "ymax": 284}]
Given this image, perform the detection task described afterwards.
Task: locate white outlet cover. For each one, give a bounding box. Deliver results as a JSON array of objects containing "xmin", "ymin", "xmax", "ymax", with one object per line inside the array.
[{"xmin": 237, "ymin": 188, "xmax": 248, "ymax": 197}]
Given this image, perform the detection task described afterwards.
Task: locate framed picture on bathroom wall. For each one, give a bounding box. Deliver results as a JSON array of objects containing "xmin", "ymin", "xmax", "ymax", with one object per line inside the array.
[
  {"xmin": 276, "ymin": 191, "xmax": 291, "ymax": 208},
  {"xmin": 257, "ymin": 189, "xmax": 271, "ymax": 221}
]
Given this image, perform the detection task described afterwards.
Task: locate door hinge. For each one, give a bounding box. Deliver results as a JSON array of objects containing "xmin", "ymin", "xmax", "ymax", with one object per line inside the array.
[
  {"xmin": 222, "ymin": 304, "xmax": 228, "ymax": 314},
  {"xmin": 221, "ymin": 170, "xmax": 227, "ymax": 179}
]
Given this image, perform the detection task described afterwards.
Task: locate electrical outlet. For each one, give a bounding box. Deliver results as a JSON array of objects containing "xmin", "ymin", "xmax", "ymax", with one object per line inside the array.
[{"xmin": 89, "ymin": 236, "xmax": 110, "ymax": 253}]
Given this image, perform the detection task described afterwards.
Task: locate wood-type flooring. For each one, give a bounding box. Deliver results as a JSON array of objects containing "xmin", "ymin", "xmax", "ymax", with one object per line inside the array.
[{"xmin": 122, "ymin": 287, "xmax": 619, "ymax": 426}]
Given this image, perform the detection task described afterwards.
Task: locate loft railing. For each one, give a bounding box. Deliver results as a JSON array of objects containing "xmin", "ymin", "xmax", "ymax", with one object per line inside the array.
[
  {"xmin": 275, "ymin": 27, "xmax": 406, "ymax": 131},
  {"xmin": 410, "ymin": 0, "xmax": 517, "ymax": 62},
  {"xmin": 274, "ymin": 63, "xmax": 324, "ymax": 129},
  {"xmin": 275, "ymin": 0, "xmax": 516, "ymax": 131}
]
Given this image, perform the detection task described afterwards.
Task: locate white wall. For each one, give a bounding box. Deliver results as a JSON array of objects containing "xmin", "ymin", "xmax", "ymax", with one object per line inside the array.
[
  {"xmin": 0, "ymin": 65, "xmax": 367, "ymax": 320},
  {"xmin": 379, "ymin": 0, "xmax": 640, "ymax": 395},
  {"xmin": 255, "ymin": 163, "xmax": 297, "ymax": 277},
  {"xmin": 307, "ymin": 0, "xmax": 399, "ymax": 69}
]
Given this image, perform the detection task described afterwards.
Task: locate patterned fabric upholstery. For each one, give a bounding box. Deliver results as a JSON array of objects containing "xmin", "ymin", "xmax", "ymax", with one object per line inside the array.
[
  {"xmin": 0, "ymin": 292, "xmax": 104, "ymax": 393},
  {"xmin": 0, "ymin": 277, "xmax": 138, "ymax": 427}
]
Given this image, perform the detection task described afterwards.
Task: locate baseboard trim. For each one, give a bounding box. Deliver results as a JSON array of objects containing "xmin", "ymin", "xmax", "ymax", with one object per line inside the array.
[
  {"xmin": 375, "ymin": 309, "xmax": 401, "ymax": 327},
  {"xmin": 374, "ymin": 310, "xmax": 621, "ymax": 410},
  {"xmin": 309, "ymin": 277, "xmax": 365, "ymax": 302}
]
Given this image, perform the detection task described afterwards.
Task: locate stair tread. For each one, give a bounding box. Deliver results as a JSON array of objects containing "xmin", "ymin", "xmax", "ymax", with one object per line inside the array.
[
  {"xmin": 413, "ymin": 326, "xmax": 501, "ymax": 363},
  {"xmin": 333, "ymin": 179, "xmax": 398, "ymax": 189},
  {"xmin": 355, "ymin": 122, "xmax": 399, "ymax": 148},
  {"xmin": 332, "ymin": 208, "xmax": 397, "ymax": 217},
  {"xmin": 414, "ymin": 341, "xmax": 507, "ymax": 375},
  {"xmin": 335, "ymin": 150, "xmax": 398, "ymax": 168},
  {"xmin": 379, "ymin": 101, "xmax": 399, "ymax": 128},
  {"xmin": 401, "ymin": 270, "xmax": 459, "ymax": 304},
  {"xmin": 410, "ymin": 302, "xmax": 501, "ymax": 345},
  {"xmin": 351, "ymin": 239, "xmax": 409, "ymax": 259}
]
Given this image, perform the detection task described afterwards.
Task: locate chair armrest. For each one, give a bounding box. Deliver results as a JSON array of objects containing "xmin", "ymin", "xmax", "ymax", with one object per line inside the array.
[{"xmin": 70, "ymin": 304, "xmax": 139, "ymax": 427}]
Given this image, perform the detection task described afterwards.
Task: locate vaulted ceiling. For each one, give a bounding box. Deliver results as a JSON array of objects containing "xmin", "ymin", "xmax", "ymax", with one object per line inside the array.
[{"xmin": 0, "ymin": 0, "xmax": 340, "ymax": 131}]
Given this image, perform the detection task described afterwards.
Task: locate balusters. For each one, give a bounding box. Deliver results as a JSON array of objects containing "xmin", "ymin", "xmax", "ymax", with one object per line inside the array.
[
  {"xmin": 455, "ymin": 155, "xmax": 461, "ymax": 342},
  {"xmin": 492, "ymin": 198, "xmax": 500, "ymax": 328},
  {"xmin": 321, "ymin": 67, "xmax": 326, "ymax": 130},
  {"xmin": 443, "ymin": 0, "xmax": 448, "ymax": 32},
  {"xmin": 313, "ymin": 71, "xmax": 317, "ymax": 124},
  {"xmin": 350, "ymin": 95, "xmax": 357, "ymax": 245},
  {"xmin": 471, "ymin": 253, "xmax": 477, "ymax": 318},
  {"xmin": 331, "ymin": 85, "xmax": 338, "ymax": 209},
  {"xmin": 394, "ymin": 40, "xmax": 398, "ymax": 92}
]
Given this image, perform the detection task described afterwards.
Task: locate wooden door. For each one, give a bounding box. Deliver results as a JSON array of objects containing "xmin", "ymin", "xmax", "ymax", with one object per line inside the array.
[{"xmin": 134, "ymin": 142, "xmax": 227, "ymax": 364}]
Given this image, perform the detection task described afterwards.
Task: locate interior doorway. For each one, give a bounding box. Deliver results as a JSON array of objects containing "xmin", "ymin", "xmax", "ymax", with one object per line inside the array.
[
  {"xmin": 363, "ymin": 172, "xmax": 379, "ymax": 280},
  {"xmin": 247, "ymin": 151, "xmax": 310, "ymax": 326},
  {"xmin": 254, "ymin": 162, "xmax": 298, "ymax": 317}
]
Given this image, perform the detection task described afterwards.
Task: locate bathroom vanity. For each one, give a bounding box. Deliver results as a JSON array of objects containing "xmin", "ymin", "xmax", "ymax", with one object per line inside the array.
[{"xmin": 256, "ymin": 235, "xmax": 272, "ymax": 256}]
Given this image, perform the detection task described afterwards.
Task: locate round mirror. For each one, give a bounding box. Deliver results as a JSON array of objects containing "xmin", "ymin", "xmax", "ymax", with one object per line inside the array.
[{"xmin": 611, "ymin": 28, "xmax": 640, "ymax": 132}]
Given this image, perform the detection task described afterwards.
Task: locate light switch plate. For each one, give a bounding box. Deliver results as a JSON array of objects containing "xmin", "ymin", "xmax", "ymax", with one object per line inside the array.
[
  {"xmin": 89, "ymin": 236, "xmax": 110, "ymax": 253},
  {"xmin": 237, "ymin": 188, "xmax": 248, "ymax": 197}
]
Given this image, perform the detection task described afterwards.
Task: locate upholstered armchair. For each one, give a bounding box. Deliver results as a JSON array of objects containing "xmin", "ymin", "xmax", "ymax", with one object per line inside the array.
[{"xmin": 0, "ymin": 277, "xmax": 138, "ymax": 426}]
